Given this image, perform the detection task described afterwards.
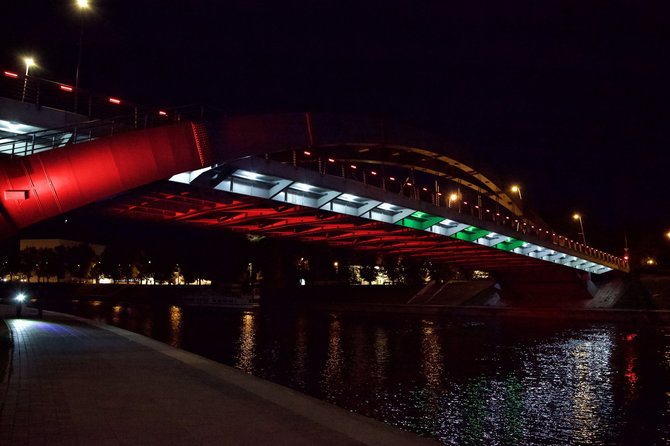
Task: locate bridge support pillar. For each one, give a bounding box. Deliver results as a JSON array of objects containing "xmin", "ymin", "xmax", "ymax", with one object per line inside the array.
[{"xmin": 494, "ymin": 268, "xmax": 598, "ymax": 306}]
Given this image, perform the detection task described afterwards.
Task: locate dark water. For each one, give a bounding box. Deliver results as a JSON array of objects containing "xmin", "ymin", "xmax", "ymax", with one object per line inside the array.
[{"xmin": 62, "ymin": 300, "xmax": 670, "ymax": 445}]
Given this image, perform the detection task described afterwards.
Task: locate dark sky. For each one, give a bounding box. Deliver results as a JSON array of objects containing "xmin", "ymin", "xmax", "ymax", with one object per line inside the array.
[{"xmin": 3, "ymin": 1, "xmax": 669, "ymax": 257}]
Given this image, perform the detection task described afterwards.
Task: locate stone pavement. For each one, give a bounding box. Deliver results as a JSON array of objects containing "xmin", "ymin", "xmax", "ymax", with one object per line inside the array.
[{"xmin": 0, "ymin": 304, "xmax": 436, "ymax": 445}]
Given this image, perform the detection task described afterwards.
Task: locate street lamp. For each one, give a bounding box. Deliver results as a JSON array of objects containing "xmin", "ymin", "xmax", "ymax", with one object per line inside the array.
[
  {"xmin": 573, "ymin": 213, "xmax": 587, "ymax": 245},
  {"xmin": 448, "ymin": 192, "xmax": 458, "ymax": 208},
  {"xmin": 511, "ymin": 185, "xmax": 522, "ymax": 200},
  {"xmin": 74, "ymin": 0, "xmax": 91, "ymax": 112},
  {"xmin": 21, "ymin": 57, "xmax": 35, "ymax": 102}
]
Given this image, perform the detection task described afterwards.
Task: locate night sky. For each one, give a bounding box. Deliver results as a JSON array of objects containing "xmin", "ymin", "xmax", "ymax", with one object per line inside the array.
[{"xmin": 3, "ymin": 1, "xmax": 669, "ymax": 258}]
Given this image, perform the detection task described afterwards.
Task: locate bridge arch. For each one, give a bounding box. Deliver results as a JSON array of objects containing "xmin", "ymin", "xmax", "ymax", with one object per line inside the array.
[{"xmin": 207, "ymin": 114, "xmax": 524, "ymax": 218}]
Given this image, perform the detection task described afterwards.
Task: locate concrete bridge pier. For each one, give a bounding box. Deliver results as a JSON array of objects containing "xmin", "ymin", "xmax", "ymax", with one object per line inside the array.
[{"xmin": 493, "ymin": 268, "xmax": 599, "ymax": 306}]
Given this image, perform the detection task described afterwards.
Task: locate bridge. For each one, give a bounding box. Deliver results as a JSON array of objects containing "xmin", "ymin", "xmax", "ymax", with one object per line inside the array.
[{"xmin": 0, "ymin": 78, "xmax": 628, "ymax": 298}]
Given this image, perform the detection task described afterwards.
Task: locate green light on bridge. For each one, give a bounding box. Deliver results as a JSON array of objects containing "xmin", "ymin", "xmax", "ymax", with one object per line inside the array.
[
  {"xmin": 494, "ymin": 237, "xmax": 525, "ymax": 251},
  {"xmin": 397, "ymin": 211, "xmax": 445, "ymax": 230},
  {"xmin": 453, "ymin": 226, "xmax": 491, "ymax": 242}
]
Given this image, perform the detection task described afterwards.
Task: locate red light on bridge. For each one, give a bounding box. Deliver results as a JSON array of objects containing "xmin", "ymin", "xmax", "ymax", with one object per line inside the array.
[
  {"xmin": 158, "ymin": 110, "xmax": 168, "ymax": 117},
  {"xmin": 406, "ymin": 182, "xmax": 412, "ymax": 186},
  {"xmin": 303, "ymin": 151, "xmax": 311, "ymax": 156},
  {"xmin": 350, "ymin": 165, "xmax": 357, "ymax": 169},
  {"xmin": 389, "ymin": 176, "xmax": 396, "ymax": 181},
  {"xmin": 327, "ymin": 158, "xmax": 335, "ymax": 163},
  {"xmin": 108, "ymin": 97, "xmax": 121, "ymax": 105},
  {"xmin": 422, "ymin": 187, "xmax": 428, "ymax": 191},
  {"xmin": 370, "ymin": 171, "xmax": 377, "ymax": 176},
  {"xmin": 59, "ymin": 85, "xmax": 73, "ymax": 92},
  {"xmin": 3, "ymin": 71, "xmax": 18, "ymax": 78}
]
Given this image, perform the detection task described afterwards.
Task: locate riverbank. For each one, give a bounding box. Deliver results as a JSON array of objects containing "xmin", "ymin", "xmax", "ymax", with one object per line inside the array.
[
  {"xmin": 0, "ymin": 305, "xmax": 436, "ymax": 445},
  {"xmin": 1, "ymin": 270, "xmax": 668, "ymax": 324}
]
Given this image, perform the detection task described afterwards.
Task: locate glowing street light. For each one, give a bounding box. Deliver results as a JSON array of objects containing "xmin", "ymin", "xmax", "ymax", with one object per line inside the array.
[
  {"xmin": 74, "ymin": 0, "xmax": 91, "ymax": 112},
  {"xmin": 21, "ymin": 57, "xmax": 35, "ymax": 102},
  {"xmin": 511, "ymin": 185, "xmax": 522, "ymax": 200},
  {"xmin": 447, "ymin": 192, "xmax": 458, "ymax": 208},
  {"xmin": 573, "ymin": 213, "xmax": 587, "ymax": 245}
]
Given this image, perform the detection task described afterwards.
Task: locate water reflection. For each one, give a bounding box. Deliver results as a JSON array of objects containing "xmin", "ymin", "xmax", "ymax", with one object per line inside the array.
[
  {"xmin": 235, "ymin": 312, "xmax": 256, "ymax": 374},
  {"xmin": 420, "ymin": 320, "xmax": 443, "ymax": 390},
  {"xmin": 571, "ymin": 340, "xmax": 605, "ymax": 444},
  {"xmin": 320, "ymin": 318, "xmax": 343, "ymax": 401},
  {"xmin": 65, "ymin": 301, "xmax": 670, "ymax": 445},
  {"xmin": 111, "ymin": 305, "xmax": 123, "ymax": 325},
  {"xmin": 623, "ymin": 333, "xmax": 639, "ymax": 403},
  {"xmin": 372, "ymin": 327, "xmax": 389, "ymax": 384},
  {"xmin": 291, "ymin": 314, "xmax": 309, "ymax": 390},
  {"xmin": 168, "ymin": 305, "xmax": 182, "ymax": 348}
]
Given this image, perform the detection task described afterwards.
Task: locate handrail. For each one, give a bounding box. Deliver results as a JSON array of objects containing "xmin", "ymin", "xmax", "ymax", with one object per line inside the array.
[{"xmin": 0, "ymin": 104, "xmax": 209, "ymax": 157}]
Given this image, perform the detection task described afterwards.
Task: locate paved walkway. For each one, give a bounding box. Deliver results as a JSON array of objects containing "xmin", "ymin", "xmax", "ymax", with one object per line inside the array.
[{"xmin": 0, "ymin": 304, "xmax": 436, "ymax": 445}]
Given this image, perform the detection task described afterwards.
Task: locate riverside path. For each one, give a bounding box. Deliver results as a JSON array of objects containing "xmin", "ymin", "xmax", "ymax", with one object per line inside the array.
[{"xmin": 0, "ymin": 304, "xmax": 436, "ymax": 445}]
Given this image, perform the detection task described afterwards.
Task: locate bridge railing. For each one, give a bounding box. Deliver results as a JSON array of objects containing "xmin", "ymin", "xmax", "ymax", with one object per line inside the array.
[
  {"xmin": 1, "ymin": 69, "xmax": 205, "ymax": 120},
  {"xmin": 0, "ymin": 103, "xmax": 207, "ymax": 158},
  {"xmin": 1, "ymin": 69, "xmax": 213, "ymax": 157},
  {"xmin": 274, "ymin": 153, "xmax": 627, "ymax": 271}
]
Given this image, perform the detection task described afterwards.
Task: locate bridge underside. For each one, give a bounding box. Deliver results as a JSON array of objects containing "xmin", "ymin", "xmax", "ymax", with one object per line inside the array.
[{"xmin": 75, "ymin": 180, "xmax": 584, "ymax": 275}]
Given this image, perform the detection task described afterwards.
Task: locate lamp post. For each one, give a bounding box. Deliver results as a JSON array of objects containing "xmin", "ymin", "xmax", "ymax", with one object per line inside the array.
[
  {"xmin": 448, "ymin": 192, "xmax": 458, "ymax": 209},
  {"xmin": 74, "ymin": 0, "xmax": 91, "ymax": 113},
  {"xmin": 573, "ymin": 213, "xmax": 587, "ymax": 245},
  {"xmin": 21, "ymin": 57, "xmax": 35, "ymax": 102},
  {"xmin": 511, "ymin": 185, "xmax": 522, "ymax": 200}
]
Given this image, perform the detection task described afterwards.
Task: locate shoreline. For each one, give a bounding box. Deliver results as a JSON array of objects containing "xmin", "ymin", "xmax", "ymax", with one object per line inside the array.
[{"xmin": 304, "ymin": 301, "xmax": 670, "ymax": 325}]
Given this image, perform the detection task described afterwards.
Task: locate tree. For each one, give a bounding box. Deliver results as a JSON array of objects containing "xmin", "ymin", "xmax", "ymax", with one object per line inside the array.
[
  {"xmin": 64, "ymin": 244, "xmax": 96, "ymax": 282},
  {"xmin": 359, "ymin": 265, "xmax": 378, "ymax": 285}
]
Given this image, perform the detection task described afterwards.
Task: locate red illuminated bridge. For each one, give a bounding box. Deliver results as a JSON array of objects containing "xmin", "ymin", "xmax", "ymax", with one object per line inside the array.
[{"xmin": 0, "ymin": 112, "xmax": 629, "ymax": 295}]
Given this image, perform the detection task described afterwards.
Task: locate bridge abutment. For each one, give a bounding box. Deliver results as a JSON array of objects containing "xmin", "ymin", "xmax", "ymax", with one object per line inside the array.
[{"xmin": 494, "ymin": 268, "xmax": 598, "ymax": 306}]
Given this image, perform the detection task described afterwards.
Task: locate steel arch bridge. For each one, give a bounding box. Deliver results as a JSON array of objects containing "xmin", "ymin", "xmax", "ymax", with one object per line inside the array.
[{"xmin": 0, "ymin": 113, "xmax": 628, "ymax": 282}]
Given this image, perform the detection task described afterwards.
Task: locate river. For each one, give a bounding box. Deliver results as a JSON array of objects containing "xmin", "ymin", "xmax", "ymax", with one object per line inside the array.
[{"xmin": 58, "ymin": 299, "xmax": 670, "ymax": 445}]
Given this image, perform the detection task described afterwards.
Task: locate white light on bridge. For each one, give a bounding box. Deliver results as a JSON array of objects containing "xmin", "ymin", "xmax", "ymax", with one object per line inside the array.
[
  {"xmin": 291, "ymin": 182, "xmax": 314, "ymax": 192},
  {"xmin": 340, "ymin": 193, "xmax": 362, "ymax": 203},
  {"xmin": 378, "ymin": 202, "xmax": 402, "ymax": 211},
  {"xmin": 234, "ymin": 170, "xmax": 263, "ymax": 181}
]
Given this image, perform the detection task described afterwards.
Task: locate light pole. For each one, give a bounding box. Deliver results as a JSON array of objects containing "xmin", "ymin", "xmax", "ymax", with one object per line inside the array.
[
  {"xmin": 573, "ymin": 213, "xmax": 587, "ymax": 245},
  {"xmin": 511, "ymin": 185, "xmax": 522, "ymax": 200},
  {"xmin": 448, "ymin": 192, "xmax": 458, "ymax": 209},
  {"xmin": 74, "ymin": 0, "xmax": 91, "ymax": 113},
  {"xmin": 21, "ymin": 57, "xmax": 35, "ymax": 102}
]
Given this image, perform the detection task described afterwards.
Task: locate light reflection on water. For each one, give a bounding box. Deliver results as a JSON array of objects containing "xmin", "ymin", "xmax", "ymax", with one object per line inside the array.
[
  {"xmin": 320, "ymin": 318, "xmax": 343, "ymax": 401},
  {"xmin": 73, "ymin": 300, "xmax": 670, "ymax": 445},
  {"xmin": 168, "ymin": 305, "xmax": 182, "ymax": 348},
  {"xmin": 235, "ymin": 312, "xmax": 256, "ymax": 374}
]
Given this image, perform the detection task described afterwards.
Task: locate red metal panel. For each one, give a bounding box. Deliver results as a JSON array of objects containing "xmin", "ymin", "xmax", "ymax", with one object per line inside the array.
[{"xmin": 0, "ymin": 123, "xmax": 208, "ymax": 235}]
